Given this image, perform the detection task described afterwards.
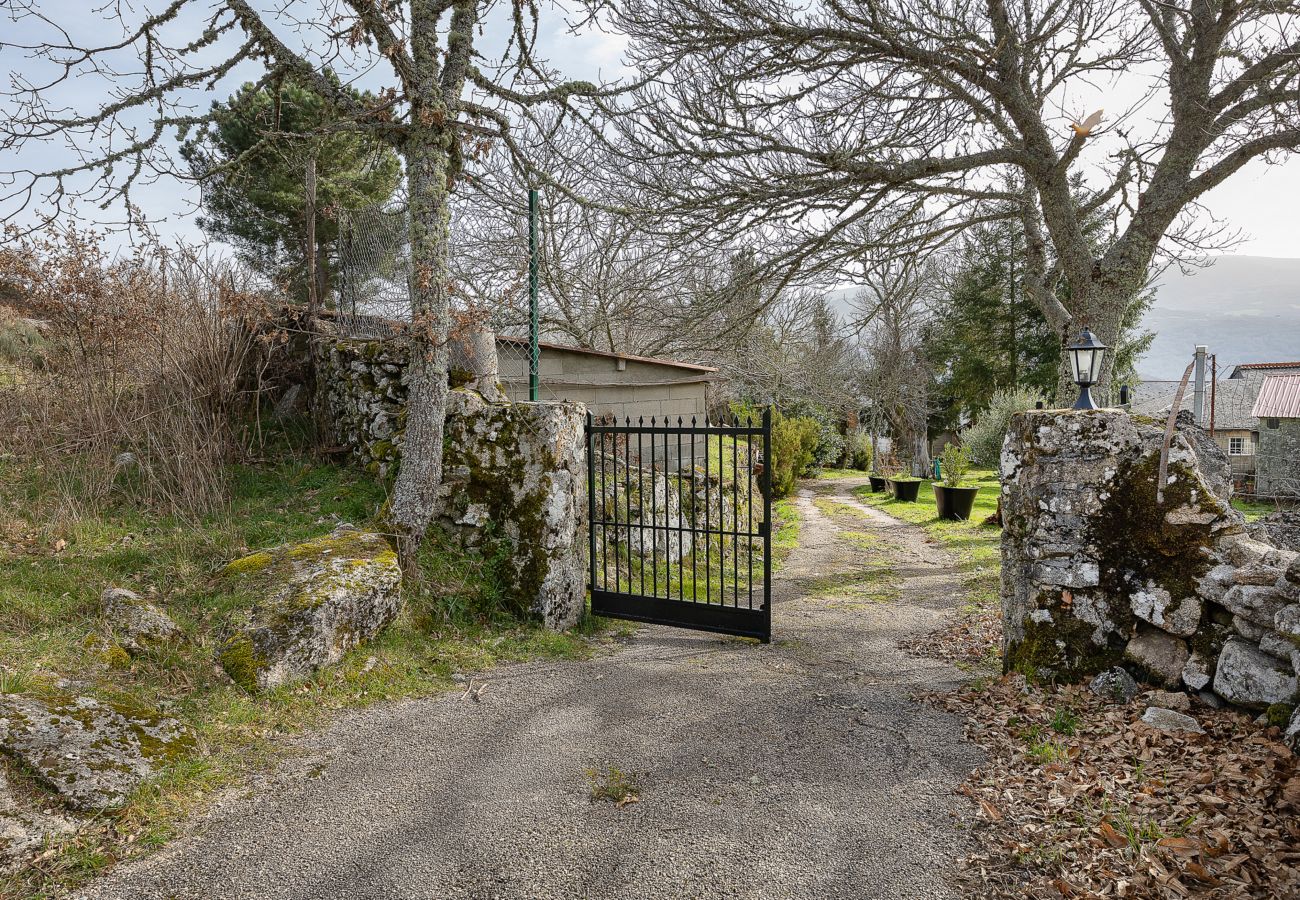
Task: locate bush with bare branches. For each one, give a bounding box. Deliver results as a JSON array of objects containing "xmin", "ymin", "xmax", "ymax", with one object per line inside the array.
[{"xmin": 0, "ymin": 226, "xmax": 269, "ymax": 517}]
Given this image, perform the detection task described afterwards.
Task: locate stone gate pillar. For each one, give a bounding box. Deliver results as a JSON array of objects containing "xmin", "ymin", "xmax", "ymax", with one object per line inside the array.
[{"xmin": 1001, "ymin": 409, "xmax": 1299, "ymax": 717}]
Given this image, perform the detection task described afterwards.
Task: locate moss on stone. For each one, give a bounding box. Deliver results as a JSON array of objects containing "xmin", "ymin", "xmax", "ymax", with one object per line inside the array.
[
  {"xmin": 217, "ymin": 633, "xmax": 266, "ymax": 693},
  {"xmin": 1004, "ymin": 590, "xmax": 1129, "ymax": 682},
  {"xmin": 283, "ymin": 529, "xmax": 383, "ymax": 563},
  {"xmin": 101, "ymin": 643, "xmax": 132, "ymax": 670},
  {"xmin": 1189, "ymin": 620, "xmax": 1232, "ymax": 658},
  {"xmin": 1095, "ymin": 451, "xmax": 1221, "ymax": 605},
  {"xmin": 223, "ymin": 550, "xmax": 274, "ymax": 578},
  {"xmin": 1267, "ymin": 702, "xmax": 1296, "ymax": 728}
]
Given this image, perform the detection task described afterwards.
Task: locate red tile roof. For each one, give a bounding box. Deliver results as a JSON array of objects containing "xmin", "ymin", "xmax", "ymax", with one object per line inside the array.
[{"xmin": 1252, "ymin": 374, "xmax": 1300, "ymax": 419}]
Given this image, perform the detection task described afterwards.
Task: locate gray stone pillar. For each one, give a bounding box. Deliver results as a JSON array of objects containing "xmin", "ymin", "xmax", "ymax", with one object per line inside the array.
[
  {"xmin": 448, "ymin": 323, "xmax": 506, "ymax": 403},
  {"xmin": 1002, "ymin": 409, "xmax": 1299, "ymax": 715},
  {"xmin": 435, "ymin": 391, "xmax": 587, "ymax": 631},
  {"xmin": 1000, "ymin": 409, "xmax": 1243, "ymax": 683}
]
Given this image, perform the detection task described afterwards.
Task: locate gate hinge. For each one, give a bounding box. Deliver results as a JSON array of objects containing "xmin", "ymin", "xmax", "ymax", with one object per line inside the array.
[{"xmin": 757, "ymin": 521, "xmax": 769, "ymax": 537}]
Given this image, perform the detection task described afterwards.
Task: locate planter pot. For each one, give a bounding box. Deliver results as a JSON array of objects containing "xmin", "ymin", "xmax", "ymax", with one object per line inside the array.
[
  {"xmin": 868, "ymin": 475, "xmax": 888, "ymax": 493},
  {"xmin": 933, "ymin": 483, "xmax": 979, "ymax": 520},
  {"xmin": 888, "ymin": 479, "xmax": 921, "ymax": 502}
]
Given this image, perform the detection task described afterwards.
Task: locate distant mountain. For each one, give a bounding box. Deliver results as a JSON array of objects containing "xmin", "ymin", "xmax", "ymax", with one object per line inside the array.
[{"xmin": 1139, "ymin": 256, "xmax": 1300, "ymax": 379}]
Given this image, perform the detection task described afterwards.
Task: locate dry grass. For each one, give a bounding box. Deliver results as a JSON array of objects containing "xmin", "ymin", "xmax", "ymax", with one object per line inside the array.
[{"xmin": 0, "ymin": 225, "xmax": 274, "ymax": 519}]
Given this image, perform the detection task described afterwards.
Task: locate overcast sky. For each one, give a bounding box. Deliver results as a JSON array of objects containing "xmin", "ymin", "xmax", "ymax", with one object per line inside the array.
[{"xmin": 0, "ymin": 2, "xmax": 1295, "ymax": 259}]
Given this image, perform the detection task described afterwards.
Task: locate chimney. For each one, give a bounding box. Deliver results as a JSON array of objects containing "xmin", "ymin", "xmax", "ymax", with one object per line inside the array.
[{"xmin": 1193, "ymin": 345, "xmax": 1208, "ymax": 425}]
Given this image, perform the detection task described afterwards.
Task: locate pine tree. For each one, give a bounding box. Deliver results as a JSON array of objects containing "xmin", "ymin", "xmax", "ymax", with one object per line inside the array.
[{"xmin": 181, "ymin": 79, "xmax": 401, "ymax": 303}]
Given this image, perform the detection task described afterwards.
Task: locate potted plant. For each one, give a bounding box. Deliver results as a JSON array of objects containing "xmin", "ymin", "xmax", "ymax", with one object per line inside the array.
[
  {"xmin": 933, "ymin": 443, "xmax": 978, "ymax": 520},
  {"xmin": 868, "ymin": 448, "xmax": 891, "ymax": 493},
  {"xmin": 884, "ymin": 452, "xmax": 921, "ymax": 501}
]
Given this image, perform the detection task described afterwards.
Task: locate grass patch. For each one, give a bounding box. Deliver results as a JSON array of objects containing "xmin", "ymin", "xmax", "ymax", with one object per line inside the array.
[
  {"xmin": 813, "ymin": 467, "xmax": 870, "ymax": 480},
  {"xmin": 585, "ymin": 766, "xmax": 640, "ymax": 805},
  {"xmin": 1050, "ymin": 706, "xmax": 1080, "ymax": 737},
  {"xmin": 1231, "ymin": 496, "xmax": 1285, "ymax": 523},
  {"xmin": 772, "ymin": 497, "xmax": 801, "ymax": 568},
  {"xmin": 0, "ymin": 452, "xmax": 614, "ymax": 898},
  {"xmin": 807, "ymin": 566, "xmax": 900, "ymax": 605}
]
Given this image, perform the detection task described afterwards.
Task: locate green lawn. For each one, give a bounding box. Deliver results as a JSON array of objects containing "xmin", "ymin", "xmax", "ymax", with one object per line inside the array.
[
  {"xmin": 0, "ymin": 454, "xmax": 614, "ymax": 897},
  {"xmin": 1231, "ymin": 496, "xmax": 1281, "ymax": 523},
  {"xmin": 814, "ymin": 467, "xmax": 871, "ymax": 480}
]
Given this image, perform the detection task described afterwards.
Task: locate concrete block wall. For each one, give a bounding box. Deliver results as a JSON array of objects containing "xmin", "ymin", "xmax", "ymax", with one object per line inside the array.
[
  {"xmin": 1256, "ymin": 418, "xmax": 1300, "ymax": 498},
  {"xmin": 497, "ymin": 345, "xmax": 711, "ymax": 427}
]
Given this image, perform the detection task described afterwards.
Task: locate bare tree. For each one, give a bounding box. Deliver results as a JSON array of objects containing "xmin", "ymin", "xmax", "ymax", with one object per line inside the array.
[
  {"xmin": 0, "ymin": 1, "xmax": 616, "ymax": 569},
  {"xmin": 854, "ymin": 253, "xmax": 944, "ymax": 476},
  {"xmin": 600, "ymin": 0, "xmax": 1300, "ymax": 395},
  {"xmin": 717, "ymin": 289, "xmax": 862, "ymax": 421},
  {"xmin": 449, "ymin": 131, "xmax": 782, "ymax": 360}
]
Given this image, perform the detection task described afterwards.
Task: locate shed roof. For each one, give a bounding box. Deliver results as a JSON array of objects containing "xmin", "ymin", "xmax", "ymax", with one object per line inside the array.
[
  {"xmin": 495, "ymin": 334, "xmax": 717, "ymax": 373},
  {"xmin": 1131, "ymin": 378, "xmax": 1261, "ymax": 431},
  {"xmin": 324, "ymin": 310, "xmax": 718, "ymax": 374},
  {"xmin": 1252, "ymin": 374, "xmax": 1300, "ymax": 419}
]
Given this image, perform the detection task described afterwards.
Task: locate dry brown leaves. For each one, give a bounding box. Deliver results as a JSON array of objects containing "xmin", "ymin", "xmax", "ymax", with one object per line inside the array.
[
  {"xmin": 925, "ymin": 677, "xmax": 1300, "ymax": 899},
  {"xmin": 902, "ymin": 603, "xmax": 1003, "ymax": 665}
]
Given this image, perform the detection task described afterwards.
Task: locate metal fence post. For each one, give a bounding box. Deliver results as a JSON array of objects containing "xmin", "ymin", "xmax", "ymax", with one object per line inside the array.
[
  {"xmin": 528, "ymin": 188, "xmax": 540, "ymax": 402},
  {"xmin": 762, "ymin": 406, "xmax": 773, "ymax": 643}
]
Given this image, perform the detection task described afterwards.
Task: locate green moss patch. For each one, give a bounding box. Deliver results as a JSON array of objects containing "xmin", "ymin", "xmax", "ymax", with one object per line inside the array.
[{"xmin": 1095, "ymin": 452, "xmax": 1222, "ymax": 604}]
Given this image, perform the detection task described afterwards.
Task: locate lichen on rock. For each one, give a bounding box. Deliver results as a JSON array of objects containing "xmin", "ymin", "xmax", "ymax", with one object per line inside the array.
[
  {"xmin": 1, "ymin": 769, "xmax": 75, "ymax": 874},
  {"xmin": 1213, "ymin": 636, "xmax": 1298, "ymax": 709},
  {"xmin": 99, "ymin": 587, "xmax": 183, "ymax": 654},
  {"xmin": 0, "ymin": 692, "xmax": 191, "ymax": 811},
  {"xmin": 218, "ymin": 525, "xmax": 402, "ymax": 692}
]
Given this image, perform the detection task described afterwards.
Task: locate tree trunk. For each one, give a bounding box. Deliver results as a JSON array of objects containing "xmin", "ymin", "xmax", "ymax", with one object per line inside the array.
[
  {"xmin": 912, "ymin": 430, "xmax": 931, "ymax": 478},
  {"xmin": 389, "ymin": 134, "xmax": 453, "ymax": 574}
]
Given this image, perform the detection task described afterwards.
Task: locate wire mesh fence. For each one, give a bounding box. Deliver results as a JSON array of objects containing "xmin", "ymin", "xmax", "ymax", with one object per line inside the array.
[{"xmin": 336, "ymin": 193, "xmax": 565, "ymax": 404}]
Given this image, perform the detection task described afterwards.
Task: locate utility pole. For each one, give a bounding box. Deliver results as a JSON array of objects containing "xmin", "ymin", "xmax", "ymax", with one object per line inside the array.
[
  {"xmin": 528, "ymin": 188, "xmax": 540, "ymax": 402},
  {"xmin": 1209, "ymin": 354, "xmax": 1217, "ymax": 437}
]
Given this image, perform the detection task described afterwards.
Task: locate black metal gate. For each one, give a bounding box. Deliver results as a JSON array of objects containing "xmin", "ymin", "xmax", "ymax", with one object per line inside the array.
[{"xmin": 586, "ymin": 409, "xmax": 772, "ymax": 642}]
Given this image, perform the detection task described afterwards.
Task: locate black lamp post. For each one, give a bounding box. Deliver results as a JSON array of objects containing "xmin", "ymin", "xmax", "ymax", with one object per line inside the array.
[{"xmin": 1067, "ymin": 327, "xmax": 1108, "ymax": 410}]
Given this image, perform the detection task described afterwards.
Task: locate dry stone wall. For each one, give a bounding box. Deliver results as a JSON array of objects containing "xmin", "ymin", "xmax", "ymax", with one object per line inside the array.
[
  {"xmin": 1001, "ymin": 409, "xmax": 1299, "ymax": 735},
  {"xmin": 314, "ymin": 333, "xmax": 586, "ymax": 631}
]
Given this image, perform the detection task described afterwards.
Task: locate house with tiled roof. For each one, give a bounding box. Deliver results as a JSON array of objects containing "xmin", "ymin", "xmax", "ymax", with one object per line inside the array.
[
  {"xmin": 1132, "ymin": 377, "xmax": 1261, "ymax": 491},
  {"xmin": 1132, "ymin": 361, "xmax": 1300, "ymax": 495}
]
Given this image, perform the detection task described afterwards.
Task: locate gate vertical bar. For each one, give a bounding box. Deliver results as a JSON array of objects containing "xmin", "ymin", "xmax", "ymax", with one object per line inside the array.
[
  {"xmin": 747, "ymin": 415, "xmax": 754, "ymax": 609},
  {"xmin": 638, "ymin": 421, "xmax": 646, "ymax": 596},
  {"xmin": 586, "ymin": 412, "xmax": 597, "ymax": 604},
  {"xmin": 733, "ymin": 427, "xmax": 739, "ymax": 608},
  {"xmin": 677, "ymin": 421, "xmax": 684, "ymax": 598},
  {"xmin": 704, "ymin": 425, "xmax": 711, "ymax": 606},
  {"xmin": 762, "ymin": 407, "xmax": 773, "ymax": 642}
]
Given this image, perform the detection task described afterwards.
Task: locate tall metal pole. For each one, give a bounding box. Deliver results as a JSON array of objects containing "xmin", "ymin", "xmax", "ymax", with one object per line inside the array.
[
  {"xmin": 528, "ymin": 188, "xmax": 540, "ymax": 402},
  {"xmin": 305, "ymin": 156, "xmax": 319, "ymax": 322}
]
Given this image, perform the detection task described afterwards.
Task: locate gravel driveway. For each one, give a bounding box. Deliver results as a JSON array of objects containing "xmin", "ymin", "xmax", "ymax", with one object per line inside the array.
[{"xmin": 79, "ymin": 477, "xmax": 982, "ymax": 900}]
